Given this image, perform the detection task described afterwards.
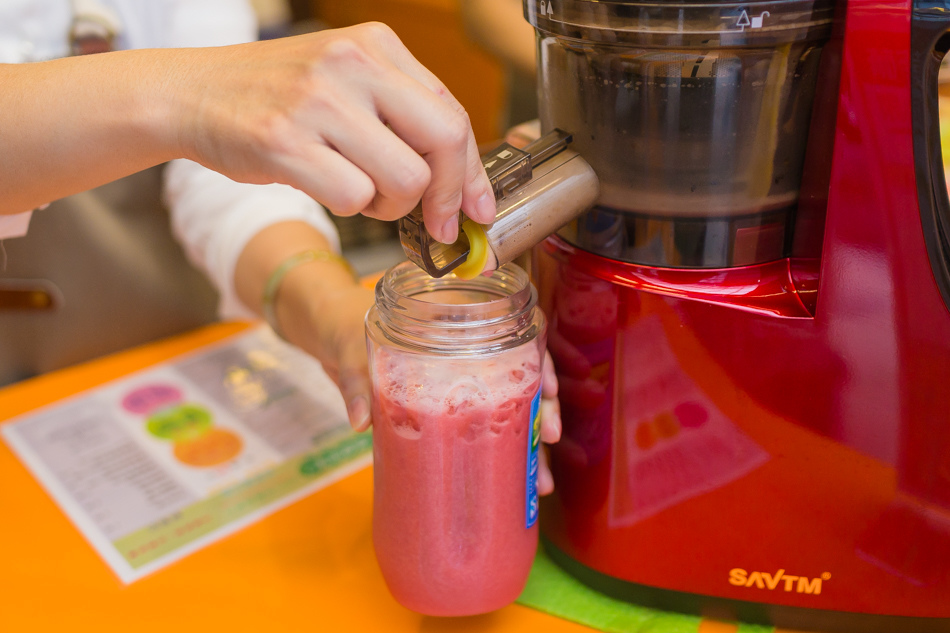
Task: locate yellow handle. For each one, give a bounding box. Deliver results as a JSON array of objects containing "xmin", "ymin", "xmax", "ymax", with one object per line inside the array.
[{"xmin": 452, "ymin": 220, "xmax": 490, "ymax": 279}]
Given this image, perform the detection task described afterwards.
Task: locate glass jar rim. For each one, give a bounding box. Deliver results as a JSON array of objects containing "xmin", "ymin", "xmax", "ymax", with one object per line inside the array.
[
  {"xmin": 376, "ymin": 261, "xmax": 533, "ymax": 320},
  {"xmin": 368, "ymin": 262, "xmax": 543, "ymax": 355}
]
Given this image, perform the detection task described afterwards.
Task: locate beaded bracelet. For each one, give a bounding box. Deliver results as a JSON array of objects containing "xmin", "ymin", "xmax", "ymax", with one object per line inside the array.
[{"xmin": 261, "ymin": 249, "xmax": 357, "ymax": 340}]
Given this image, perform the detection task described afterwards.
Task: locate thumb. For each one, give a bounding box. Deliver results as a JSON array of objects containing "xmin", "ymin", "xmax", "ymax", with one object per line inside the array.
[{"xmin": 338, "ymin": 349, "xmax": 372, "ymax": 432}]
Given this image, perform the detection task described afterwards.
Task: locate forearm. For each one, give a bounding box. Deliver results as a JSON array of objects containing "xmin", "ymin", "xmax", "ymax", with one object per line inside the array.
[{"xmin": 0, "ymin": 49, "xmax": 189, "ymax": 215}]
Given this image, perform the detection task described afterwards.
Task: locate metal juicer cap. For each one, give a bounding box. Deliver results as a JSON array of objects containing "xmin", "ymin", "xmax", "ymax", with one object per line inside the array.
[{"xmin": 525, "ymin": 0, "xmax": 836, "ymax": 46}]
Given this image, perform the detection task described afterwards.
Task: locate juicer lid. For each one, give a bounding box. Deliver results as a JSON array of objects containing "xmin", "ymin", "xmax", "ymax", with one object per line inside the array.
[{"xmin": 524, "ymin": 0, "xmax": 836, "ymax": 46}]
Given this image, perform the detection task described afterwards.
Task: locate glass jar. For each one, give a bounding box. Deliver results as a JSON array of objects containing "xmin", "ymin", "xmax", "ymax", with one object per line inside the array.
[{"xmin": 365, "ymin": 261, "xmax": 547, "ymax": 616}]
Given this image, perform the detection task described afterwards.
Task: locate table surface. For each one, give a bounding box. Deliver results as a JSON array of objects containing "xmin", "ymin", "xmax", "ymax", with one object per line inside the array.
[{"xmin": 0, "ymin": 321, "xmax": 609, "ymax": 633}]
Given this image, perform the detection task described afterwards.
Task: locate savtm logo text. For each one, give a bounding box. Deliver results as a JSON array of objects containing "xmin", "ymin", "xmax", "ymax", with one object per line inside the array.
[{"xmin": 728, "ymin": 568, "xmax": 831, "ymax": 595}]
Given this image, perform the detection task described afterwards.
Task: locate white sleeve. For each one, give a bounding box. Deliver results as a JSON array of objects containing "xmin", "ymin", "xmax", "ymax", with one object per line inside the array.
[
  {"xmin": 157, "ymin": 0, "xmax": 342, "ymax": 320},
  {"xmin": 165, "ymin": 160, "xmax": 341, "ymax": 321},
  {"xmin": 0, "ymin": 211, "xmax": 33, "ymax": 239},
  {"xmin": 163, "ymin": 0, "xmax": 257, "ymax": 47}
]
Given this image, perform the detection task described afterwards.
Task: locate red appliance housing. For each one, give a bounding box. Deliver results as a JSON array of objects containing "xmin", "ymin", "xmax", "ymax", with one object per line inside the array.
[{"xmin": 537, "ymin": 0, "xmax": 950, "ymax": 630}]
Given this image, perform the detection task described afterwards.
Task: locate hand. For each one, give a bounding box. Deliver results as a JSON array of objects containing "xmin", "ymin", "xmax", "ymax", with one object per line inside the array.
[
  {"xmin": 289, "ymin": 283, "xmax": 376, "ymax": 432},
  {"xmin": 234, "ymin": 221, "xmax": 375, "ymax": 429},
  {"xmin": 172, "ymin": 23, "xmax": 496, "ymax": 244}
]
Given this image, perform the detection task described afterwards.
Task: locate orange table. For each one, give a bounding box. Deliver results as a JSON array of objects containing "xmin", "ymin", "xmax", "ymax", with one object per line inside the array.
[{"xmin": 0, "ymin": 322, "xmax": 595, "ymax": 633}]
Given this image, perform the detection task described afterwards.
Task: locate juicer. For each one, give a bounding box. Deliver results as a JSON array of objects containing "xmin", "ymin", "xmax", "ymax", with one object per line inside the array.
[
  {"xmin": 528, "ymin": 0, "xmax": 950, "ymax": 631},
  {"xmin": 400, "ymin": 0, "xmax": 950, "ymax": 629}
]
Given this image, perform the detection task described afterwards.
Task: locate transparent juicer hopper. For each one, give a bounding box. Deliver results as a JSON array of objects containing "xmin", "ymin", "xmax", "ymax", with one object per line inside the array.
[{"xmin": 528, "ymin": 0, "xmax": 835, "ymax": 268}]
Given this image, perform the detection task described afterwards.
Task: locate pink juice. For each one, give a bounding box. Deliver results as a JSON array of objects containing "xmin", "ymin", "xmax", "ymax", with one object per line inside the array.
[{"xmin": 371, "ymin": 346, "xmax": 543, "ymax": 616}]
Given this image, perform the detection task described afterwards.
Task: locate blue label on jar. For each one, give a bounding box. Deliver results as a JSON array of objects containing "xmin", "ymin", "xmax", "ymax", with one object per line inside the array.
[{"xmin": 526, "ymin": 386, "xmax": 542, "ymax": 528}]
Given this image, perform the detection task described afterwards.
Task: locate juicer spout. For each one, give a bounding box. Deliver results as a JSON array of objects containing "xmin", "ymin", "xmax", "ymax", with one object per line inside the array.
[{"xmin": 398, "ymin": 129, "xmax": 599, "ymax": 278}]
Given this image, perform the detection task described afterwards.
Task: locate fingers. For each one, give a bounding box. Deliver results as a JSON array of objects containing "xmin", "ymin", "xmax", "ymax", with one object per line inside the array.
[
  {"xmin": 333, "ymin": 299, "xmax": 375, "ymax": 432},
  {"xmin": 339, "ymin": 366, "xmax": 372, "ymax": 432},
  {"xmin": 459, "ymin": 132, "xmax": 497, "ymax": 228},
  {"xmin": 291, "ymin": 282, "xmax": 374, "ymax": 432},
  {"xmin": 539, "ymin": 348, "xmax": 561, "ymax": 494},
  {"xmin": 321, "ymin": 111, "xmax": 432, "ymax": 222},
  {"xmin": 373, "ymin": 77, "xmax": 486, "ymax": 243},
  {"xmin": 380, "ymin": 85, "xmax": 467, "ymax": 244},
  {"xmin": 275, "ymin": 143, "xmax": 377, "ymax": 217},
  {"xmin": 538, "ymin": 447, "xmax": 554, "ymax": 496},
  {"xmin": 268, "ymin": 24, "xmax": 493, "ymax": 241},
  {"xmin": 540, "ymin": 397, "xmax": 561, "ymax": 444},
  {"xmin": 361, "ymin": 24, "xmax": 496, "ymax": 232}
]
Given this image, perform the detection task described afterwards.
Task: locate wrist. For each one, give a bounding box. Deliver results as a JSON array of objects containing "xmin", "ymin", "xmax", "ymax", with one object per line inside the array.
[
  {"xmin": 137, "ymin": 48, "xmax": 209, "ymax": 163},
  {"xmin": 265, "ymin": 249, "xmax": 359, "ymax": 343}
]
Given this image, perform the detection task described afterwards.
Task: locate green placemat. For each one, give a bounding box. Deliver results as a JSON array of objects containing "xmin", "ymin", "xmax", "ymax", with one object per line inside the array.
[{"xmin": 517, "ymin": 548, "xmax": 773, "ymax": 633}]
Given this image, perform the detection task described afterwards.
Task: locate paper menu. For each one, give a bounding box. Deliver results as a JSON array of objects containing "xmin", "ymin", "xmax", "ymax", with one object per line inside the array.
[{"xmin": 2, "ymin": 326, "xmax": 372, "ymax": 583}]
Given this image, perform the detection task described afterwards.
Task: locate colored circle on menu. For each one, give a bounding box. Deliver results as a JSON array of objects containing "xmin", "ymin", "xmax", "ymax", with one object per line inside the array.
[
  {"xmin": 146, "ymin": 404, "xmax": 213, "ymax": 442},
  {"xmin": 173, "ymin": 428, "xmax": 244, "ymax": 467},
  {"xmin": 122, "ymin": 384, "xmax": 183, "ymax": 415}
]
